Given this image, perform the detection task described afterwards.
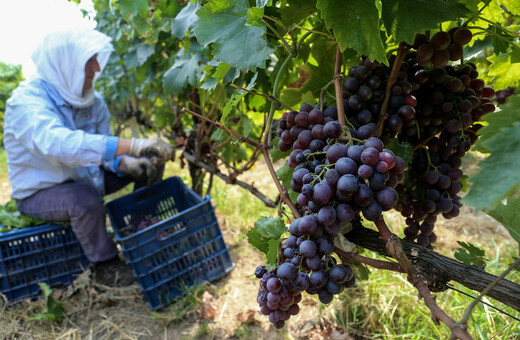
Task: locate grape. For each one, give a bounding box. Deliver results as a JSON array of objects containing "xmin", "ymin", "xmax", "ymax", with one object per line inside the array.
[
  {"xmin": 317, "ymin": 205, "xmax": 336, "ymax": 226},
  {"xmin": 337, "ymin": 175, "xmax": 360, "ymax": 195},
  {"xmin": 335, "ymin": 157, "xmax": 358, "ymax": 175},
  {"xmin": 277, "ymin": 262, "xmax": 298, "ymax": 281},
  {"xmin": 336, "ymin": 203, "xmax": 355, "ymax": 222},
  {"xmin": 376, "ymin": 187, "xmax": 398, "ymax": 210},
  {"xmin": 267, "ymin": 278, "xmax": 282, "ymax": 293},
  {"xmin": 329, "ymin": 265, "xmax": 350, "ymax": 284},
  {"xmin": 452, "ymin": 28, "xmax": 472, "ymax": 45},
  {"xmin": 309, "ymin": 270, "xmax": 328, "ymax": 288},
  {"xmin": 327, "ymin": 143, "xmax": 348, "ymax": 163},
  {"xmin": 430, "ymin": 31, "xmax": 451, "ymax": 50},
  {"xmin": 362, "ymin": 200, "xmax": 382, "ymax": 221},
  {"xmin": 299, "ymin": 240, "xmax": 317, "ymax": 258},
  {"xmin": 318, "ymin": 289, "xmax": 334, "ymax": 304},
  {"xmin": 323, "ymin": 121, "xmax": 343, "ymax": 138},
  {"xmin": 316, "ymin": 236, "xmax": 334, "ymax": 255},
  {"xmin": 313, "ymin": 182, "xmax": 334, "ymax": 205}
]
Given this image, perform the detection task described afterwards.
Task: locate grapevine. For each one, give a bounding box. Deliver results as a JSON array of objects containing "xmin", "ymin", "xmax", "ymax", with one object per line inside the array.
[{"xmin": 252, "ymin": 26, "xmax": 497, "ymax": 334}]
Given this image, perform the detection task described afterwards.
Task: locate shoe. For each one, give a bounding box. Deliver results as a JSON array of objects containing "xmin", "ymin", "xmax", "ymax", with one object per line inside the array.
[{"xmin": 91, "ymin": 256, "xmax": 136, "ymax": 287}]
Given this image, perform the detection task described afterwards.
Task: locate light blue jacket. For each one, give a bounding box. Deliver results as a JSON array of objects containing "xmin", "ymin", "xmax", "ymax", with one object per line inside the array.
[{"xmin": 4, "ymin": 77, "xmax": 122, "ymax": 200}]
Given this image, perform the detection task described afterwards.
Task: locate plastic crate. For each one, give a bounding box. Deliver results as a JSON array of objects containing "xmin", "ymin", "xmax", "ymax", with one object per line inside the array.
[
  {"xmin": 0, "ymin": 224, "xmax": 90, "ymax": 302},
  {"xmin": 105, "ymin": 176, "xmax": 234, "ymax": 310}
]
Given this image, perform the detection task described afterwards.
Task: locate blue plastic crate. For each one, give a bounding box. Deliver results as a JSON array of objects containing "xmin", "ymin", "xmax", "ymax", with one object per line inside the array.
[
  {"xmin": 0, "ymin": 224, "xmax": 90, "ymax": 302},
  {"xmin": 105, "ymin": 176, "xmax": 234, "ymax": 310}
]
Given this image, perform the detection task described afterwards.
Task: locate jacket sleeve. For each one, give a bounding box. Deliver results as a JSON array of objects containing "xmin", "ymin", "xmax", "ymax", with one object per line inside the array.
[{"xmin": 5, "ymin": 93, "xmax": 118, "ymax": 168}]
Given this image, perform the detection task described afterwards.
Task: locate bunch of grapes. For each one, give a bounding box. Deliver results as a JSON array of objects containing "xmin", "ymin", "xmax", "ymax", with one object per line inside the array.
[{"xmin": 255, "ymin": 266, "xmax": 303, "ymax": 329}]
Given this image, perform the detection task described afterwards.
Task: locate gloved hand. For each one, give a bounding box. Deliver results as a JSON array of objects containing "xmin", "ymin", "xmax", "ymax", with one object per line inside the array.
[
  {"xmin": 129, "ymin": 138, "xmax": 174, "ymax": 165},
  {"xmin": 121, "ymin": 156, "xmax": 158, "ymax": 186}
]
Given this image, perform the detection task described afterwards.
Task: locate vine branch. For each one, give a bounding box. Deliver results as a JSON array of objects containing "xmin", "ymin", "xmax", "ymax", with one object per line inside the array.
[
  {"xmin": 457, "ymin": 256, "xmax": 520, "ymax": 327},
  {"xmin": 373, "ymin": 218, "xmax": 473, "ymax": 340},
  {"xmin": 334, "ymin": 247, "xmax": 403, "ymax": 273},
  {"xmin": 181, "ymin": 107, "xmax": 262, "ymax": 149}
]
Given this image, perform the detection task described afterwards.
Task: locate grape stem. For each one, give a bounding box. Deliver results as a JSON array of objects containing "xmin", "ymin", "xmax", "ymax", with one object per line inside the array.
[
  {"xmin": 230, "ymin": 84, "xmax": 290, "ymax": 110},
  {"xmin": 333, "ymin": 247, "xmax": 403, "ymax": 272},
  {"xmin": 412, "ymin": 128, "xmax": 445, "ymax": 152},
  {"xmin": 456, "ymin": 256, "xmax": 520, "ymax": 328},
  {"xmin": 376, "ymin": 42, "xmax": 410, "ymax": 138},
  {"xmin": 333, "ymin": 45, "xmax": 347, "ymax": 130},
  {"xmin": 373, "ymin": 218, "xmax": 473, "ymax": 340}
]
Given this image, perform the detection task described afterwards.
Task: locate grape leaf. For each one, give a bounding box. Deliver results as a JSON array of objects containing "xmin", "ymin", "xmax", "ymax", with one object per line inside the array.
[
  {"xmin": 247, "ymin": 216, "xmax": 286, "ymax": 257},
  {"xmin": 485, "ymin": 196, "xmax": 520, "ymax": 252},
  {"xmin": 163, "ymin": 49, "xmax": 203, "ymax": 94},
  {"xmin": 490, "ymin": 26, "xmax": 512, "ymax": 55},
  {"xmin": 381, "ymin": 0, "xmax": 470, "ymax": 44},
  {"xmin": 317, "ymin": 0, "xmax": 387, "ymax": 64},
  {"xmin": 119, "ymin": 0, "xmax": 149, "ymax": 17},
  {"xmin": 171, "ymin": 1, "xmax": 200, "ymax": 39},
  {"xmin": 194, "ymin": 0, "xmax": 275, "ymax": 70},
  {"xmin": 28, "ymin": 283, "xmax": 65, "ymax": 322},
  {"xmin": 270, "ymin": 136, "xmax": 291, "ymax": 163},
  {"xmin": 500, "ymin": 0, "xmax": 520, "ymax": 15},
  {"xmin": 385, "ymin": 139, "xmax": 414, "ymax": 166},
  {"xmin": 277, "ymin": 0, "xmax": 317, "ymax": 27},
  {"xmin": 464, "ymin": 123, "xmax": 520, "ymax": 210},
  {"xmin": 454, "ymin": 241, "xmax": 487, "ymax": 268},
  {"xmin": 487, "ymin": 52, "xmax": 520, "ymax": 90},
  {"xmin": 275, "ymin": 162, "xmax": 299, "ymax": 202},
  {"xmin": 474, "ymin": 93, "xmax": 520, "ymax": 153}
]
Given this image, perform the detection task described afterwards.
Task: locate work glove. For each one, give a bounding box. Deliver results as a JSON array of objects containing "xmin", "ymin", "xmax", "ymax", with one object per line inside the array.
[
  {"xmin": 121, "ymin": 156, "xmax": 158, "ymax": 186},
  {"xmin": 129, "ymin": 138, "xmax": 175, "ymax": 165}
]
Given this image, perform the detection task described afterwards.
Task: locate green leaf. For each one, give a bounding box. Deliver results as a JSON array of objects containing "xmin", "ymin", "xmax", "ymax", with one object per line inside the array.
[
  {"xmin": 485, "ymin": 197, "xmax": 520, "ymax": 251},
  {"xmin": 454, "ymin": 241, "xmax": 487, "ymax": 268},
  {"xmin": 381, "ymin": 0, "xmax": 470, "ymax": 44},
  {"xmin": 119, "ymin": 0, "xmax": 149, "ymax": 17},
  {"xmin": 221, "ymin": 73, "xmax": 258, "ymax": 124},
  {"xmin": 162, "ymin": 48, "xmax": 203, "ymax": 94},
  {"xmin": 464, "ymin": 95, "xmax": 520, "ymax": 210},
  {"xmin": 500, "ymin": 0, "xmax": 520, "ymax": 15},
  {"xmin": 276, "ymin": 162, "xmax": 293, "ymax": 190},
  {"xmin": 317, "ymin": 0, "xmax": 387, "ymax": 64},
  {"xmin": 247, "ymin": 216, "xmax": 287, "ymax": 256},
  {"xmin": 270, "ymin": 136, "xmax": 291, "ymax": 163},
  {"xmin": 136, "ymin": 43, "xmax": 155, "ymax": 66},
  {"xmin": 267, "ymin": 239, "xmax": 281, "ymax": 270},
  {"xmin": 490, "ymin": 26, "xmax": 512, "ymax": 55},
  {"xmin": 278, "ymin": 0, "xmax": 317, "ymax": 27},
  {"xmin": 256, "ymin": 0, "xmax": 269, "ymax": 7},
  {"xmin": 28, "ymin": 283, "xmax": 65, "ymax": 322},
  {"xmin": 194, "ymin": 0, "xmax": 275, "ymax": 70},
  {"xmin": 474, "ymin": 93, "xmax": 520, "ymax": 153},
  {"xmin": 487, "ymin": 52, "xmax": 520, "ymax": 90},
  {"xmin": 385, "ymin": 139, "xmax": 413, "ymax": 166},
  {"xmin": 171, "ymin": 1, "xmax": 200, "ymax": 38}
]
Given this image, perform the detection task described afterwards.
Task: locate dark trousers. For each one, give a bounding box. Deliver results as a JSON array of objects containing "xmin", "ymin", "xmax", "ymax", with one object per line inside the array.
[{"xmin": 16, "ymin": 171, "xmax": 155, "ymax": 263}]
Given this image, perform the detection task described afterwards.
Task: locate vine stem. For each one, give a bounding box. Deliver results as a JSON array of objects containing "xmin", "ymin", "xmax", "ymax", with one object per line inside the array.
[
  {"xmin": 333, "ymin": 247, "xmax": 403, "ymax": 272},
  {"xmin": 373, "ymin": 218, "xmax": 473, "ymax": 340},
  {"xmin": 181, "ymin": 107, "xmax": 262, "ymax": 149},
  {"xmin": 457, "ymin": 256, "xmax": 520, "ymax": 327},
  {"xmin": 333, "ymin": 45, "xmax": 346, "ymax": 128},
  {"xmin": 376, "ymin": 43, "xmax": 410, "ymax": 138}
]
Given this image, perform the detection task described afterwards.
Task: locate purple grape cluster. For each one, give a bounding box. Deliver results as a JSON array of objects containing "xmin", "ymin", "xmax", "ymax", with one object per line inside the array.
[
  {"xmin": 255, "ymin": 266, "xmax": 303, "ymax": 329},
  {"xmin": 386, "ymin": 60, "xmax": 496, "ymax": 247}
]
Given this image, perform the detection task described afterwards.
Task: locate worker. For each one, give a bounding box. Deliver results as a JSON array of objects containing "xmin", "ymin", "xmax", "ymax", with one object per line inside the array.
[{"xmin": 3, "ymin": 29, "xmax": 174, "ymax": 286}]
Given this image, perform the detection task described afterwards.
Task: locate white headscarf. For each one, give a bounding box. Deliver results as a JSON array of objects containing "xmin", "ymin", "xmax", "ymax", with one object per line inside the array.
[{"xmin": 31, "ymin": 29, "xmax": 114, "ymax": 108}]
